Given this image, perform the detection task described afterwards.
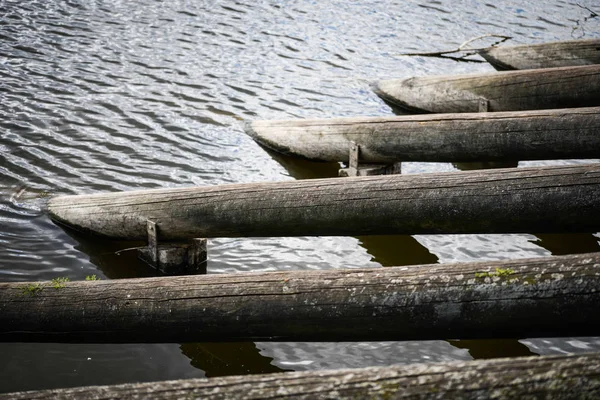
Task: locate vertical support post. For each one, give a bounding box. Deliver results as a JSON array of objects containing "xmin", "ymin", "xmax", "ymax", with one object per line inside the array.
[
  {"xmin": 348, "ymin": 141, "xmax": 359, "ymax": 177},
  {"xmin": 138, "ymin": 220, "xmax": 207, "ymax": 275},
  {"xmin": 147, "ymin": 220, "xmax": 158, "ymax": 266},
  {"xmin": 478, "ymin": 98, "xmax": 489, "ymax": 112}
]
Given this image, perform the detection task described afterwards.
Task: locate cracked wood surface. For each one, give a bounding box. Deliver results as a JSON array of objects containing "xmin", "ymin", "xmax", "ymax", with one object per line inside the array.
[
  {"xmin": 372, "ymin": 64, "xmax": 600, "ymax": 113},
  {"xmin": 2, "ymin": 353, "xmax": 600, "ymax": 399},
  {"xmin": 1, "ymin": 253, "xmax": 599, "ymax": 342},
  {"xmin": 479, "ymin": 39, "xmax": 600, "ymax": 70},
  {"xmin": 48, "ymin": 163, "xmax": 600, "ymax": 240},
  {"xmin": 245, "ymin": 107, "xmax": 600, "ymax": 163}
]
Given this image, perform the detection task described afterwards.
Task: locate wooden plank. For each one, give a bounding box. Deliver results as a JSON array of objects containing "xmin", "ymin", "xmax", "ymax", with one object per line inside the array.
[
  {"xmin": 47, "ymin": 163, "xmax": 600, "ymax": 240},
  {"xmin": 1, "ymin": 253, "xmax": 599, "ymax": 343},
  {"xmin": 479, "ymin": 38, "xmax": 600, "ymax": 70},
  {"xmin": 372, "ymin": 64, "xmax": 600, "ymax": 113},
  {"xmin": 246, "ymin": 107, "xmax": 600, "ymax": 163},
  {"xmin": 3, "ymin": 353, "xmax": 600, "ymax": 399}
]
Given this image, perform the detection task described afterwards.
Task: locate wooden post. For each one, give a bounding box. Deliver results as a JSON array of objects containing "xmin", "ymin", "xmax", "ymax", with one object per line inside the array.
[
  {"xmin": 1, "ymin": 253, "xmax": 599, "ymax": 343},
  {"xmin": 245, "ymin": 107, "xmax": 600, "ymax": 163},
  {"xmin": 338, "ymin": 141, "xmax": 402, "ymax": 177},
  {"xmin": 2, "ymin": 353, "xmax": 599, "ymax": 399},
  {"xmin": 48, "ymin": 164, "xmax": 600, "ymax": 240},
  {"xmin": 137, "ymin": 220, "xmax": 207, "ymax": 275}
]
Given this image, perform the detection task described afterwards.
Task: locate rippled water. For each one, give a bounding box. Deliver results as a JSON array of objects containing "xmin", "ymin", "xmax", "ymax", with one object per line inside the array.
[{"xmin": 1, "ymin": 0, "xmax": 599, "ymax": 393}]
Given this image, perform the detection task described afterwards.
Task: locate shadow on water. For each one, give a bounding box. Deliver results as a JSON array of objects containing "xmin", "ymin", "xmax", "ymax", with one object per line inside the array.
[
  {"xmin": 263, "ymin": 147, "xmax": 341, "ymax": 179},
  {"xmin": 529, "ymin": 233, "xmax": 600, "ymax": 256},
  {"xmin": 62, "ymin": 228, "xmax": 159, "ymax": 279},
  {"xmin": 452, "ymin": 161, "xmax": 519, "ymax": 171},
  {"xmin": 357, "ymin": 235, "xmax": 438, "ymax": 267},
  {"xmin": 448, "ymin": 339, "xmax": 538, "ymax": 359},
  {"xmin": 180, "ymin": 342, "xmax": 290, "ymax": 378}
]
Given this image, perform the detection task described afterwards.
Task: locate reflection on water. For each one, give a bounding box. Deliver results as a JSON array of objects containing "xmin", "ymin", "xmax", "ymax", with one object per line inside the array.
[
  {"xmin": 1, "ymin": 0, "xmax": 599, "ymax": 394},
  {"xmin": 453, "ymin": 161, "xmax": 519, "ymax": 171},
  {"xmin": 530, "ymin": 233, "xmax": 600, "ymax": 256},
  {"xmin": 448, "ymin": 339, "xmax": 538, "ymax": 359},
  {"xmin": 358, "ymin": 235, "xmax": 438, "ymax": 267},
  {"xmin": 180, "ymin": 342, "xmax": 289, "ymax": 378},
  {"xmin": 64, "ymin": 229, "xmax": 156, "ymax": 279},
  {"xmin": 264, "ymin": 148, "xmax": 341, "ymax": 180}
]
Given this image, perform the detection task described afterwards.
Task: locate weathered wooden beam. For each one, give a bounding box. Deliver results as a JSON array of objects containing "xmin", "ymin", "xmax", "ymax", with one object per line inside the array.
[
  {"xmin": 1, "ymin": 253, "xmax": 599, "ymax": 343},
  {"xmin": 246, "ymin": 107, "xmax": 600, "ymax": 163},
  {"xmin": 2, "ymin": 353, "xmax": 600, "ymax": 399},
  {"xmin": 47, "ymin": 163, "xmax": 600, "ymax": 240},
  {"xmin": 479, "ymin": 38, "xmax": 600, "ymax": 70},
  {"xmin": 372, "ymin": 64, "xmax": 600, "ymax": 113}
]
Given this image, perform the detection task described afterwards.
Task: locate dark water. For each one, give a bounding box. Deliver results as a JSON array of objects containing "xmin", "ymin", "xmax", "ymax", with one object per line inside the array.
[{"xmin": 1, "ymin": 0, "xmax": 599, "ymax": 394}]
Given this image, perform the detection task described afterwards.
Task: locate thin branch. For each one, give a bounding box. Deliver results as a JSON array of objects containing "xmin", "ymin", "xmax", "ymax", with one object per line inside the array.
[{"xmin": 397, "ymin": 34, "xmax": 512, "ymax": 58}]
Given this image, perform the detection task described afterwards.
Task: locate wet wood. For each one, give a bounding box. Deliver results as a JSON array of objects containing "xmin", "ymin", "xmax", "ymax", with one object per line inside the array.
[
  {"xmin": 1, "ymin": 253, "xmax": 599, "ymax": 343},
  {"xmin": 246, "ymin": 107, "xmax": 600, "ymax": 163},
  {"xmin": 372, "ymin": 64, "xmax": 600, "ymax": 113},
  {"xmin": 479, "ymin": 38, "xmax": 600, "ymax": 70},
  {"xmin": 2, "ymin": 354, "xmax": 600, "ymax": 399},
  {"xmin": 48, "ymin": 163, "xmax": 600, "ymax": 240}
]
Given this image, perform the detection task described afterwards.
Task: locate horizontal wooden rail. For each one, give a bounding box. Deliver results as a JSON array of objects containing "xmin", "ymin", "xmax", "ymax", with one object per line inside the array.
[
  {"xmin": 373, "ymin": 64, "xmax": 600, "ymax": 113},
  {"xmin": 1, "ymin": 253, "xmax": 599, "ymax": 343},
  {"xmin": 2, "ymin": 353, "xmax": 600, "ymax": 399},
  {"xmin": 48, "ymin": 163, "xmax": 600, "ymax": 240},
  {"xmin": 246, "ymin": 107, "xmax": 600, "ymax": 163},
  {"xmin": 479, "ymin": 38, "xmax": 600, "ymax": 70}
]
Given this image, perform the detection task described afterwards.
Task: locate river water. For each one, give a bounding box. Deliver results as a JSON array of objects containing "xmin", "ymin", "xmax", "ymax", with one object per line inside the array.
[{"xmin": 1, "ymin": 0, "xmax": 599, "ymax": 394}]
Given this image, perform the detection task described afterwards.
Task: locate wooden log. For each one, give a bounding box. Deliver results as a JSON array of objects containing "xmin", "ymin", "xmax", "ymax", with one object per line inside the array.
[
  {"xmin": 48, "ymin": 163, "xmax": 600, "ymax": 240},
  {"xmin": 246, "ymin": 107, "xmax": 600, "ymax": 163},
  {"xmin": 372, "ymin": 64, "xmax": 600, "ymax": 113},
  {"xmin": 1, "ymin": 253, "xmax": 600, "ymax": 343},
  {"xmin": 479, "ymin": 38, "xmax": 600, "ymax": 70},
  {"xmin": 3, "ymin": 353, "xmax": 599, "ymax": 399}
]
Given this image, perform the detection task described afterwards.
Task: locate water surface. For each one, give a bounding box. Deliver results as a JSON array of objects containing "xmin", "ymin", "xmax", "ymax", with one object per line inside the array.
[{"xmin": 0, "ymin": 0, "xmax": 599, "ymax": 393}]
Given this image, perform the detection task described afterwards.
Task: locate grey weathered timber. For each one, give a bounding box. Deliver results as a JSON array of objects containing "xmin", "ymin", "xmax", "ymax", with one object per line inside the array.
[
  {"xmin": 372, "ymin": 64, "xmax": 600, "ymax": 113},
  {"xmin": 479, "ymin": 38, "xmax": 600, "ymax": 70},
  {"xmin": 1, "ymin": 253, "xmax": 600, "ymax": 343},
  {"xmin": 47, "ymin": 163, "xmax": 600, "ymax": 240},
  {"xmin": 2, "ymin": 354, "xmax": 600, "ymax": 400},
  {"xmin": 246, "ymin": 107, "xmax": 600, "ymax": 163}
]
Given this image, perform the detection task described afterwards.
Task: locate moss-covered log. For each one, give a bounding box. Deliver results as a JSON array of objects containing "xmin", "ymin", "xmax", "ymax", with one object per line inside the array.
[
  {"xmin": 372, "ymin": 64, "xmax": 600, "ymax": 113},
  {"xmin": 2, "ymin": 353, "xmax": 600, "ymax": 399},
  {"xmin": 246, "ymin": 107, "xmax": 600, "ymax": 163},
  {"xmin": 48, "ymin": 163, "xmax": 600, "ymax": 240},
  {"xmin": 479, "ymin": 38, "xmax": 600, "ymax": 70},
  {"xmin": 1, "ymin": 253, "xmax": 599, "ymax": 343}
]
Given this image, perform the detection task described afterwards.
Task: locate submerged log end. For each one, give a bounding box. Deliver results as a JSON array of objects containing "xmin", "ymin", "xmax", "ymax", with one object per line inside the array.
[
  {"xmin": 370, "ymin": 80, "xmax": 430, "ymax": 113},
  {"xmin": 478, "ymin": 48, "xmax": 517, "ymax": 71},
  {"xmin": 47, "ymin": 194, "xmax": 148, "ymax": 240},
  {"xmin": 244, "ymin": 120, "xmax": 299, "ymax": 158}
]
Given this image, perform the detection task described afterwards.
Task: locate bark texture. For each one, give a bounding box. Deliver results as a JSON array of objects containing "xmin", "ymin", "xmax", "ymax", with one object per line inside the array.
[
  {"xmin": 1, "ymin": 253, "xmax": 599, "ymax": 343},
  {"xmin": 372, "ymin": 64, "xmax": 600, "ymax": 113},
  {"xmin": 47, "ymin": 164, "xmax": 600, "ymax": 240},
  {"xmin": 246, "ymin": 107, "xmax": 600, "ymax": 162},
  {"xmin": 479, "ymin": 39, "xmax": 600, "ymax": 70},
  {"xmin": 3, "ymin": 353, "xmax": 600, "ymax": 399}
]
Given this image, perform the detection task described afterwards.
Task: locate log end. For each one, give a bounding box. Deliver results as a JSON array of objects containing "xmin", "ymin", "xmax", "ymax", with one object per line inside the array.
[
  {"xmin": 370, "ymin": 80, "xmax": 431, "ymax": 114},
  {"xmin": 478, "ymin": 48, "xmax": 517, "ymax": 71}
]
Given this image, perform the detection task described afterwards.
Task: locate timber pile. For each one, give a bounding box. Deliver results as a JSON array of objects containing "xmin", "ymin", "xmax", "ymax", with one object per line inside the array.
[
  {"xmin": 47, "ymin": 163, "xmax": 600, "ymax": 240},
  {"xmin": 1, "ymin": 253, "xmax": 599, "ymax": 343},
  {"xmin": 2, "ymin": 353, "xmax": 599, "ymax": 399},
  {"xmin": 479, "ymin": 38, "xmax": 600, "ymax": 70}
]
